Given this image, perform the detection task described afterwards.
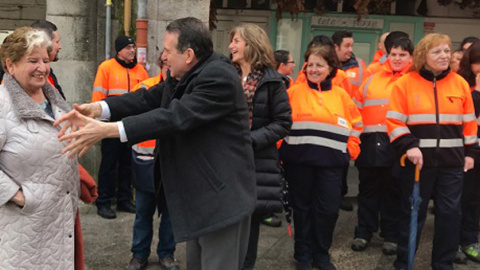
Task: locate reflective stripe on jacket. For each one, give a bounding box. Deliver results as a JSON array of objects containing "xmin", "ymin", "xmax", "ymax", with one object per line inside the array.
[
  {"xmin": 343, "ymin": 57, "xmax": 369, "ymax": 94},
  {"xmin": 280, "ymin": 78, "xmax": 363, "ymax": 167},
  {"xmin": 354, "ymin": 59, "xmax": 410, "ymax": 167},
  {"xmin": 91, "ymin": 58, "xmax": 149, "ymax": 102},
  {"xmin": 131, "ymin": 73, "xmax": 163, "ymax": 156},
  {"xmin": 386, "ymin": 69, "xmax": 479, "ymax": 167}
]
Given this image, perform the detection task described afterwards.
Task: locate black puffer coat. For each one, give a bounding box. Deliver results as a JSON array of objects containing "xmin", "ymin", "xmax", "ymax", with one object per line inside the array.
[{"xmin": 251, "ymin": 66, "xmax": 292, "ymax": 213}]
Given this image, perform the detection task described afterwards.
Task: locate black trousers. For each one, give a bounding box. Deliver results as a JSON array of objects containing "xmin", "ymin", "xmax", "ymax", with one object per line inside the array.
[
  {"xmin": 96, "ymin": 138, "xmax": 133, "ymax": 206},
  {"xmin": 394, "ymin": 166, "xmax": 463, "ymax": 270},
  {"xmin": 341, "ymin": 164, "xmax": 349, "ymax": 197},
  {"xmin": 460, "ymin": 164, "xmax": 480, "ymax": 246},
  {"xmin": 284, "ymin": 163, "xmax": 343, "ymax": 266},
  {"xmin": 354, "ymin": 166, "xmax": 399, "ymax": 242}
]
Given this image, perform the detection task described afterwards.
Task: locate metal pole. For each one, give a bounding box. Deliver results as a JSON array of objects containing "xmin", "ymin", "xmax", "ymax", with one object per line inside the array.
[
  {"xmin": 138, "ymin": 0, "xmax": 147, "ymax": 19},
  {"xmin": 124, "ymin": 0, "xmax": 132, "ymax": 36},
  {"xmin": 105, "ymin": 0, "xmax": 112, "ymax": 60}
]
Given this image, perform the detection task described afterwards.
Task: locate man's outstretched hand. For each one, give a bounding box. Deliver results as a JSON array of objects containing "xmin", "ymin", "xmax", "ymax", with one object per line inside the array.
[
  {"xmin": 54, "ymin": 109, "xmax": 119, "ymax": 158},
  {"xmin": 73, "ymin": 102, "xmax": 103, "ymax": 118}
]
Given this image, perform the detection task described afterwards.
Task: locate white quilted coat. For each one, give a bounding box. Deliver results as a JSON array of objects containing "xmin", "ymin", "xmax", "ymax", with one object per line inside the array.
[{"xmin": 0, "ymin": 74, "xmax": 79, "ymax": 270}]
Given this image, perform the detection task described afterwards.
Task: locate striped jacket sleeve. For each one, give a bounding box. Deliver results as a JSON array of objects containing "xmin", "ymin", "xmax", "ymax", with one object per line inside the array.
[
  {"xmin": 386, "ymin": 80, "xmax": 419, "ymax": 156},
  {"xmin": 347, "ymin": 95, "xmax": 363, "ymax": 160}
]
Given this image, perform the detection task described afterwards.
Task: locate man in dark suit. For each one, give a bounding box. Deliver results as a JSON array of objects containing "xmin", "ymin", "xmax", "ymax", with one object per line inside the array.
[{"xmin": 55, "ymin": 17, "xmax": 256, "ymax": 270}]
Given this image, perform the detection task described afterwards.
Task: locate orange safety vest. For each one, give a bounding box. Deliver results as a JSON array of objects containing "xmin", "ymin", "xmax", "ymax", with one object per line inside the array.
[
  {"xmin": 280, "ymin": 78, "xmax": 363, "ymax": 167},
  {"xmin": 91, "ymin": 58, "xmax": 149, "ymax": 102},
  {"xmin": 130, "ymin": 73, "xmax": 163, "ymax": 156},
  {"xmin": 387, "ymin": 70, "xmax": 479, "ymax": 167},
  {"xmin": 295, "ymin": 62, "xmax": 353, "ymax": 97}
]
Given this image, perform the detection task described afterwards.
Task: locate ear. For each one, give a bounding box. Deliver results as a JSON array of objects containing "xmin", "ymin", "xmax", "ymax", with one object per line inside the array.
[
  {"xmin": 185, "ymin": 48, "xmax": 196, "ymax": 64},
  {"xmin": 5, "ymin": 58, "xmax": 14, "ymax": 75}
]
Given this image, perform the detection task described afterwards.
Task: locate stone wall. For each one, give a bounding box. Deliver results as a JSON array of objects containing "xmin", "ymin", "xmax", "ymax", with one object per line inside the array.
[{"xmin": 0, "ymin": 0, "xmax": 46, "ymax": 30}]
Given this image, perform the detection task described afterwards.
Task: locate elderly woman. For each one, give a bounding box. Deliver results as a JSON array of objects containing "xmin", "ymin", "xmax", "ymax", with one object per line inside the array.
[
  {"xmin": 0, "ymin": 27, "xmax": 79, "ymax": 269},
  {"xmin": 387, "ymin": 33, "xmax": 479, "ymax": 270},
  {"xmin": 456, "ymin": 40, "xmax": 480, "ymax": 263},
  {"xmin": 280, "ymin": 45, "xmax": 362, "ymax": 270},
  {"xmin": 228, "ymin": 23, "xmax": 292, "ymax": 270}
]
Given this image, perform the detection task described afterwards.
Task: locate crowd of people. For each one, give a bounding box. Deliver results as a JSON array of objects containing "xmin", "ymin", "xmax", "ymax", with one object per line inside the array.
[{"xmin": 1, "ymin": 15, "xmax": 480, "ymax": 270}]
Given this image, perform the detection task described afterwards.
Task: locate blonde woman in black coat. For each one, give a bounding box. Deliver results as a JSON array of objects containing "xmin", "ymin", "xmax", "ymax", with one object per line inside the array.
[{"xmin": 229, "ymin": 23, "xmax": 292, "ymax": 270}]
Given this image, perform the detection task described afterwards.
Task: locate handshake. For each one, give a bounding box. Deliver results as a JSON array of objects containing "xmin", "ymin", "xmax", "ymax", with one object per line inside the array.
[{"xmin": 54, "ymin": 102, "xmax": 120, "ymax": 158}]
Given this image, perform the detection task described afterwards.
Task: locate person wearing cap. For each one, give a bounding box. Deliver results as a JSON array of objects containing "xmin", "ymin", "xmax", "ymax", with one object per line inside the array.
[{"xmin": 92, "ymin": 35, "xmax": 149, "ymax": 219}]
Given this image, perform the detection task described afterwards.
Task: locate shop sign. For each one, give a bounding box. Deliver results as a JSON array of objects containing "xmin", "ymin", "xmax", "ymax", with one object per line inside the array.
[{"xmin": 311, "ymin": 16, "xmax": 384, "ymax": 29}]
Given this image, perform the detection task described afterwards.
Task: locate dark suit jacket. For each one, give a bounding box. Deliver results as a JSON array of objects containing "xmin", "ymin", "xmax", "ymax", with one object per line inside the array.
[{"xmin": 105, "ymin": 53, "xmax": 256, "ymax": 242}]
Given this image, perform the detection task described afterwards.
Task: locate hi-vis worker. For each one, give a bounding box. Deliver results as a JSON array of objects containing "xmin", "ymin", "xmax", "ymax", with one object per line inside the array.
[
  {"xmin": 386, "ymin": 33, "xmax": 480, "ymax": 270},
  {"xmin": 280, "ymin": 45, "xmax": 362, "ymax": 270},
  {"xmin": 371, "ymin": 32, "xmax": 389, "ymax": 64},
  {"xmin": 456, "ymin": 40, "xmax": 480, "ymax": 264},
  {"xmin": 295, "ymin": 35, "xmax": 353, "ymax": 97},
  {"xmin": 367, "ymin": 32, "xmax": 409, "ymax": 76},
  {"xmin": 350, "ymin": 36, "xmax": 413, "ymax": 255},
  {"xmin": 332, "ymin": 31, "xmax": 369, "ymax": 97},
  {"xmin": 91, "ymin": 35, "xmax": 149, "ymax": 220}
]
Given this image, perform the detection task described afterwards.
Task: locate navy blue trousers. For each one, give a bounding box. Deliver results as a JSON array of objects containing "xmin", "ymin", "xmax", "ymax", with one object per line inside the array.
[
  {"xmin": 284, "ymin": 163, "xmax": 343, "ymax": 266},
  {"xmin": 354, "ymin": 166, "xmax": 400, "ymax": 243},
  {"xmin": 460, "ymin": 164, "xmax": 480, "ymax": 246},
  {"xmin": 96, "ymin": 138, "xmax": 133, "ymax": 206},
  {"xmin": 394, "ymin": 166, "xmax": 463, "ymax": 270}
]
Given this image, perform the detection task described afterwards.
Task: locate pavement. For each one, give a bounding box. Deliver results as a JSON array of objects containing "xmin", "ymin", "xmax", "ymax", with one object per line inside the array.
[{"xmin": 81, "ymin": 166, "xmax": 480, "ymax": 270}]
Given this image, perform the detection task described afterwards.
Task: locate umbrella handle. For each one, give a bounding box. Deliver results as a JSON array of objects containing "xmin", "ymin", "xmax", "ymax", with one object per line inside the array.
[{"xmin": 400, "ymin": 154, "xmax": 420, "ymax": 182}]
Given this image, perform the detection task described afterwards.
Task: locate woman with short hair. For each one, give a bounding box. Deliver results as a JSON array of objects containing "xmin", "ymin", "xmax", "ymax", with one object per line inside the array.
[
  {"xmin": 0, "ymin": 26, "xmax": 80, "ymax": 269},
  {"xmin": 387, "ymin": 33, "xmax": 479, "ymax": 270}
]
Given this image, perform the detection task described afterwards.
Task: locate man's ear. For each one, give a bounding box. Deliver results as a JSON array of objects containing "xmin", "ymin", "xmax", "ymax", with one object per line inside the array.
[{"xmin": 185, "ymin": 48, "xmax": 196, "ymax": 64}]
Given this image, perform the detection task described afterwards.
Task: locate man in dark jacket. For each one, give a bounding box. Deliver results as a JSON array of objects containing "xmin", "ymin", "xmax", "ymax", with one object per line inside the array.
[
  {"xmin": 55, "ymin": 17, "xmax": 256, "ymax": 270},
  {"xmin": 31, "ymin": 20, "xmax": 66, "ymax": 100}
]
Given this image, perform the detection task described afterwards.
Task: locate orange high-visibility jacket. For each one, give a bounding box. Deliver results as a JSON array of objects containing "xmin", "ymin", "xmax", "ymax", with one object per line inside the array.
[
  {"xmin": 295, "ymin": 63, "xmax": 353, "ymax": 97},
  {"xmin": 372, "ymin": 49, "xmax": 384, "ymax": 64},
  {"xmin": 279, "ymin": 78, "xmax": 363, "ymax": 167},
  {"xmin": 343, "ymin": 57, "xmax": 369, "ymax": 95},
  {"xmin": 367, "ymin": 54, "xmax": 388, "ymax": 75},
  {"xmin": 91, "ymin": 58, "xmax": 149, "ymax": 102},
  {"xmin": 353, "ymin": 60, "xmax": 410, "ymax": 167},
  {"xmin": 130, "ymin": 73, "xmax": 163, "ymax": 156},
  {"xmin": 387, "ymin": 69, "xmax": 479, "ymax": 167}
]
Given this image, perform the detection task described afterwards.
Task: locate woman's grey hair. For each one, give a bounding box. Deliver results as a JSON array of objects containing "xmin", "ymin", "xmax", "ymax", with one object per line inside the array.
[{"xmin": 0, "ymin": 26, "xmax": 52, "ymax": 71}]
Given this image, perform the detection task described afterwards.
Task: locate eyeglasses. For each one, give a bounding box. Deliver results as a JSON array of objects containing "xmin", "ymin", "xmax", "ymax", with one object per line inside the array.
[{"xmin": 287, "ymin": 61, "xmax": 295, "ymax": 64}]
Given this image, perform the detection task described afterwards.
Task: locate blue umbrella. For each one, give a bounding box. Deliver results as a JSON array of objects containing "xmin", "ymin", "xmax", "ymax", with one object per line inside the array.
[{"xmin": 401, "ymin": 154, "xmax": 421, "ymax": 270}]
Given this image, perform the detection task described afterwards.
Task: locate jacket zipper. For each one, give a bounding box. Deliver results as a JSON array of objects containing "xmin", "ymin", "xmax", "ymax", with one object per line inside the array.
[
  {"xmin": 127, "ymin": 68, "xmax": 130, "ymax": 92},
  {"xmin": 433, "ymin": 77, "xmax": 440, "ymax": 167}
]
